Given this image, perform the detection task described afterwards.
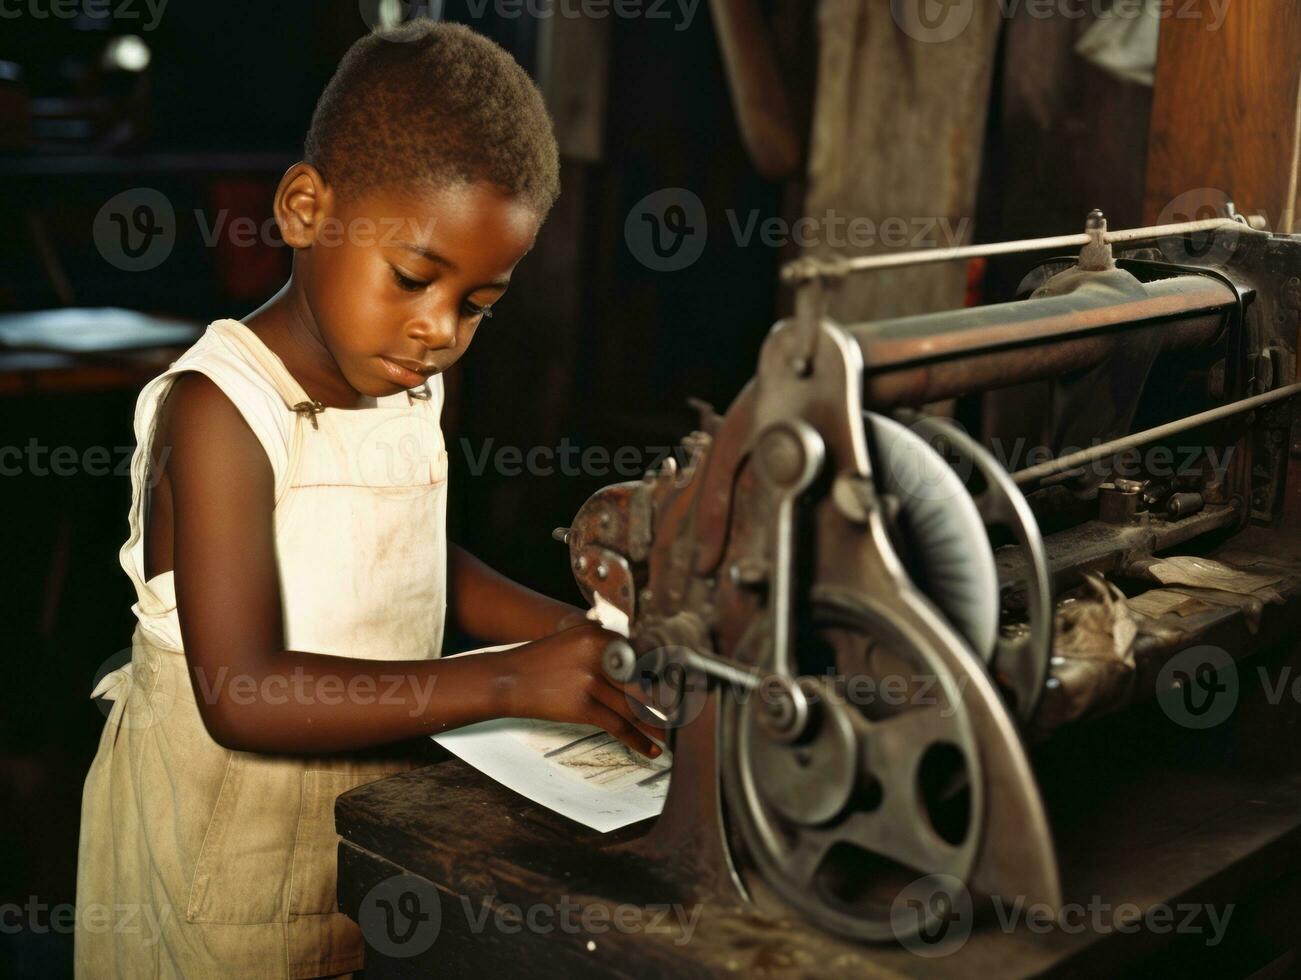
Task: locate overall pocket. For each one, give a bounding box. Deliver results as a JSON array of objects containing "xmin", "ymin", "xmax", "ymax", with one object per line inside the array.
[
  {"xmin": 185, "ymin": 753, "xmax": 300, "ymax": 924},
  {"xmin": 287, "ymin": 769, "xmax": 398, "ymax": 917},
  {"xmin": 186, "ymin": 758, "xmax": 415, "ymax": 923}
]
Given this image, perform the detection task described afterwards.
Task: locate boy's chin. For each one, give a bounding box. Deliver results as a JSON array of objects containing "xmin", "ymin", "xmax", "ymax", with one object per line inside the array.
[{"xmin": 345, "ymin": 369, "xmax": 408, "ymax": 399}]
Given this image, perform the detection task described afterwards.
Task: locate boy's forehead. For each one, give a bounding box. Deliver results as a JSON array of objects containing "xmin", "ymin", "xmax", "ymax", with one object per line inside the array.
[{"xmin": 344, "ymin": 181, "xmax": 540, "ymax": 260}]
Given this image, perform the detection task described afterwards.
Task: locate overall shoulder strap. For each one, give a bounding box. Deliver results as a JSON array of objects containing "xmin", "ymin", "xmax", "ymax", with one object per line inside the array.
[{"xmin": 206, "ymin": 319, "xmax": 328, "ymax": 422}]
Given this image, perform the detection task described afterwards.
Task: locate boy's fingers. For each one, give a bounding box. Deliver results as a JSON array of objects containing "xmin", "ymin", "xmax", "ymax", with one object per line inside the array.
[
  {"xmin": 585, "ymin": 699, "xmax": 662, "ymax": 759},
  {"xmin": 606, "ymin": 664, "xmax": 697, "ymax": 732},
  {"xmin": 589, "ymin": 682, "xmax": 667, "ymax": 746},
  {"xmin": 596, "ymin": 671, "xmax": 674, "ymax": 731}
]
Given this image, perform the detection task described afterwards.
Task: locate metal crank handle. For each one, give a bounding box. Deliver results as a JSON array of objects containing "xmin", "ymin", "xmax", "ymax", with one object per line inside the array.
[
  {"xmin": 604, "ymin": 640, "xmax": 819, "ymax": 743},
  {"xmin": 601, "ymin": 639, "xmax": 761, "ymax": 692}
]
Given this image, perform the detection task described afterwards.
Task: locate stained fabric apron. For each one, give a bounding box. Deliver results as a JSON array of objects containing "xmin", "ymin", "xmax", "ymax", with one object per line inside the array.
[{"xmin": 75, "ymin": 319, "xmax": 448, "ymax": 978}]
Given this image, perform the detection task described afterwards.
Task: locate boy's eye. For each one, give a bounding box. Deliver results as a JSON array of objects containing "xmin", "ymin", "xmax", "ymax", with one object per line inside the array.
[
  {"xmin": 391, "ymin": 267, "xmax": 428, "ymax": 292},
  {"xmin": 390, "ymin": 266, "xmax": 494, "ymax": 320}
]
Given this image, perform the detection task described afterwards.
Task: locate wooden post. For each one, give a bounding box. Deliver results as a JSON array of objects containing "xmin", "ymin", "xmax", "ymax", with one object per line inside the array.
[
  {"xmin": 1144, "ymin": 0, "xmax": 1301, "ymax": 231},
  {"xmin": 1146, "ymin": 0, "xmax": 1301, "ymax": 527}
]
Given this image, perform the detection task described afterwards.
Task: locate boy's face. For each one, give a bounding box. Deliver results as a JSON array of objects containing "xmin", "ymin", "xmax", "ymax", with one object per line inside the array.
[{"xmin": 300, "ymin": 179, "xmax": 541, "ymax": 397}]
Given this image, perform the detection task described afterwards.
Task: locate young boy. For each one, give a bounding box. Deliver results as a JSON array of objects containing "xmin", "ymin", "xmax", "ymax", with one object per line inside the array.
[{"xmin": 76, "ymin": 21, "xmax": 660, "ymax": 978}]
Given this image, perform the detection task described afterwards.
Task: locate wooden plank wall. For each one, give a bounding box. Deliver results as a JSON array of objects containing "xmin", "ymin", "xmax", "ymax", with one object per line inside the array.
[{"xmin": 1144, "ymin": 0, "xmax": 1301, "ymax": 230}]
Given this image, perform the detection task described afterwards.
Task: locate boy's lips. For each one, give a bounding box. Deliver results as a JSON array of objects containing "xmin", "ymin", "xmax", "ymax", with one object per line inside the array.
[{"xmin": 379, "ymin": 355, "xmax": 436, "ymax": 387}]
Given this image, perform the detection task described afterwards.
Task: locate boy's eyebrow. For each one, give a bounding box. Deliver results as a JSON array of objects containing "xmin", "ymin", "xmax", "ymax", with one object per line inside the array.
[
  {"xmin": 396, "ymin": 241, "xmax": 455, "ymax": 268},
  {"xmin": 395, "ymin": 241, "xmax": 512, "ymax": 289}
]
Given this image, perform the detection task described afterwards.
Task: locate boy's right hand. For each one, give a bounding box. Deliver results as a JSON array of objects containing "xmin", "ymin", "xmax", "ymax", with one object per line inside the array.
[{"xmin": 494, "ymin": 623, "xmax": 667, "ymax": 758}]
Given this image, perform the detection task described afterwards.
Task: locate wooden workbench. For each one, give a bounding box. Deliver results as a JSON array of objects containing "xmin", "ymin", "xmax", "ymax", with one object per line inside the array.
[
  {"xmin": 336, "ymin": 674, "xmax": 1301, "ymax": 978},
  {"xmin": 334, "ymin": 527, "xmax": 1301, "ymax": 978}
]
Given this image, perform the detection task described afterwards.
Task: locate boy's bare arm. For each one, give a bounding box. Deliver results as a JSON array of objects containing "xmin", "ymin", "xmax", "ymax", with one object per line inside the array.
[
  {"xmin": 448, "ymin": 543, "xmax": 586, "ymax": 644},
  {"xmin": 160, "ymin": 373, "xmax": 661, "ymax": 757}
]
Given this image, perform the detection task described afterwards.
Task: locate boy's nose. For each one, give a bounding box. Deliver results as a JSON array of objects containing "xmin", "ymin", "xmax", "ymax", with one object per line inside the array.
[{"xmin": 406, "ymin": 313, "xmax": 457, "ymax": 352}]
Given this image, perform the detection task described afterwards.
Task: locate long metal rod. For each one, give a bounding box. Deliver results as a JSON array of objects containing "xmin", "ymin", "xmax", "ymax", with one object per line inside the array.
[
  {"xmin": 782, "ymin": 217, "xmax": 1259, "ymax": 283},
  {"xmin": 1012, "ymin": 382, "xmax": 1301, "ymax": 486}
]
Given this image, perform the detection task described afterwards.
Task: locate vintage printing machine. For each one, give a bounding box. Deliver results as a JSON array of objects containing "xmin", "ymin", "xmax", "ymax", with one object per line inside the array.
[
  {"xmin": 551, "ymin": 209, "xmax": 1301, "ymax": 948},
  {"xmin": 336, "ymin": 210, "xmax": 1301, "ymax": 975}
]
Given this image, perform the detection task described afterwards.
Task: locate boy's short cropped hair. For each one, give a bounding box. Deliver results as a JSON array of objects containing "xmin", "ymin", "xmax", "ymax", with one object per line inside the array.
[{"xmin": 304, "ymin": 20, "xmax": 561, "ymax": 217}]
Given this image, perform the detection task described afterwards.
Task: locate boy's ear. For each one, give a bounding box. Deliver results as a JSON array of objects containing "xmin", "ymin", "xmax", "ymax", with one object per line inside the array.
[{"xmin": 274, "ymin": 163, "xmax": 333, "ymax": 248}]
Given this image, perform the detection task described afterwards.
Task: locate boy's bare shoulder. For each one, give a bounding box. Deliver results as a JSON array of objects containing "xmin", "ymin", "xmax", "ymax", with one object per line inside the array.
[{"xmin": 155, "ymin": 371, "xmax": 271, "ymax": 480}]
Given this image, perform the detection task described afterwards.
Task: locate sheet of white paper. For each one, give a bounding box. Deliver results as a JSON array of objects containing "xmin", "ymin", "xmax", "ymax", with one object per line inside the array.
[
  {"xmin": 433, "ymin": 718, "xmax": 670, "ymax": 832},
  {"xmin": 431, "ymin": 593, "xmax": 669, "ymax": 832}
]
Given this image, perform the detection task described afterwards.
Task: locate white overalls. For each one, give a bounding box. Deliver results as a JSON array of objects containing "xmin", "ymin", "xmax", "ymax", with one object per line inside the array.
[{"xmin": 75, "ymin": 319, "xmax": 448, "ymax": 978}]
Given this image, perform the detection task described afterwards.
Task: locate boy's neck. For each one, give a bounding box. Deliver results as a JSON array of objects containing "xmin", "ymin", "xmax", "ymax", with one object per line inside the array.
[{"xmin": 242, "ymin": 281, "xmax": 365, "ymax": 410}]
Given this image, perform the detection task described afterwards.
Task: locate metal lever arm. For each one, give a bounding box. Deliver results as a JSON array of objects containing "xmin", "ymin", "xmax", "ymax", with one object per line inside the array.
[{"xmin": 603, "ymin": 639, "xmax": 761, "ymax": 692}]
